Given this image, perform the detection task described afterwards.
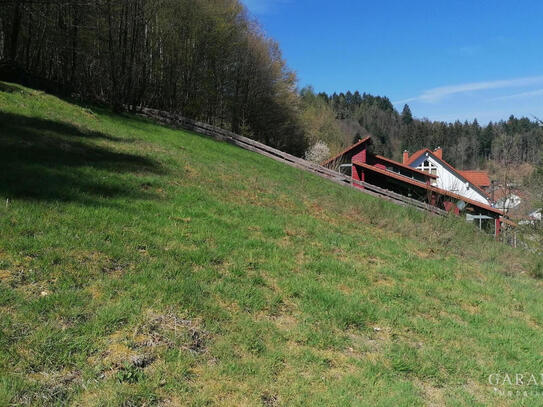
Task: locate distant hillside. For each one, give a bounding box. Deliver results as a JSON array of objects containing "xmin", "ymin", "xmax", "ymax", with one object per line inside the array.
[
  {"xmin": 0, "ymin": 82, "xmax": 542, "ymax": 406},
  {"xmin": 301, "ymin": 88, "xmax": 543, "ymax": 171}
]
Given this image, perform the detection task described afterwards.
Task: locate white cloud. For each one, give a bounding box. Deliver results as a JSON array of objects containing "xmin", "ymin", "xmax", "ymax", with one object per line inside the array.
[
  {"xmin": 488, "ymin": 88, "xmax": 543, "ymax": 101},
  {"xmin": 394, "ymin": 75, "xmax": 543, "ymax": 105}
]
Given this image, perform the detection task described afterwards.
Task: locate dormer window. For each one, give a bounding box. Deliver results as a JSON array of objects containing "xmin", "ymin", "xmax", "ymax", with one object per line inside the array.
[{"xmin": 417, "ymin": 160, "xmax": 438, "ymax": 175}]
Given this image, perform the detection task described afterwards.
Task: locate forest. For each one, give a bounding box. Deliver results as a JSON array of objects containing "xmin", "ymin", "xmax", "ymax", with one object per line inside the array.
[
  {"xmin": 300, "ymin": 88, "xmax": 543, "ymax": 170},
  {"xmin": 0, "ymin": 0, "xmax": 307, "ymax": 155},
  {"xmin": 1, "ymin": 0, "xmax": 542, "ymax": 177}
]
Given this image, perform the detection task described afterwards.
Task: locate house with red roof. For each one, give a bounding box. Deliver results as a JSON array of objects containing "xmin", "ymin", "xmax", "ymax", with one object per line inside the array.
[
  {"xmin": 402, "ymin": 147, "xmax": 492, "ymax": 206},
  {"xmin": 323, "ymin": 138, "xmax": 506, "ymax": 235},
  {"xmin": 458, "ymin": 171, "xmax": 491, "ymax": 192}
]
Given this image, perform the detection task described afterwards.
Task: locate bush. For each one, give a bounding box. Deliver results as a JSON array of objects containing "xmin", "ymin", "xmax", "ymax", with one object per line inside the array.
[{"xmin": 305, "ymin": 141, "xmax": 330, "ymax": 163}]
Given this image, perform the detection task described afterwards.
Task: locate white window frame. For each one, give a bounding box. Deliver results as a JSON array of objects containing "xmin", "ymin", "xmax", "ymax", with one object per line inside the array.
[{"xmin": 417, "ymin": 160, "xmax": 438, "ymax": 175}]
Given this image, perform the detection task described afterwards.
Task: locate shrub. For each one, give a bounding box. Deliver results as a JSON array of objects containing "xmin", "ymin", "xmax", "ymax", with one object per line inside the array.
[{"xmin": 305, "ymin": 141, "xmax": 330, "ymax": 163}]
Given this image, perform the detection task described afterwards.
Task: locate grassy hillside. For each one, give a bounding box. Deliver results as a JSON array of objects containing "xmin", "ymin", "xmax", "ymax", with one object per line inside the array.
[{"xmin": 0, "ymin": 82, "xmax": 542, "ymax": 406}]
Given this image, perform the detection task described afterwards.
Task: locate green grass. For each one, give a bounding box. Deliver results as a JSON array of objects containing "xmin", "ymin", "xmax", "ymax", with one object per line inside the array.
[{"xmin": 0, "ymin": 81, "xmax": 542, "ymax": 406}]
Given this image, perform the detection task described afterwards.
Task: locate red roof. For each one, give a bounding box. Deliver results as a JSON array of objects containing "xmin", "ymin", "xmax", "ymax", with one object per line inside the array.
[
  {"xmin": 373, "ymin": 154, "xmax": 438, "ymax": 179},
  {"xmin": 321, "ymin": 137, "xmax": 371, "ymax": 167},
  {"xmin": 352, "ymin": 160, "xmax": 504, "ymax": 215},
  {"xmin": 404, "ymin": 149, "xmax": 490, "ymax": 198},
  {"xmin": 322, "ymin": 139, "xmax": 436, "ymax": 181},
  {"xmin": 459, "ymin": 171, "xmax": 491, "ymax": 188},
  {"xmin": 404, "ymin": 148, "xmax": 430, "ymax": 166}
]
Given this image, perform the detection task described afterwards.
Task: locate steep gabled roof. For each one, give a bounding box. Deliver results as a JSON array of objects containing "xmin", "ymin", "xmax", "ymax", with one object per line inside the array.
[
  {"xmin": 321, "ymin": 137, "xmax": 371, "ymax": 167},
  {"xmin": 405, "ymin": 148, "xmax": 431, "ymax": 166},
  {"xmin": 353, "ymin": 160, "xmax": 431, "ymax": 188},
  {"xmin": 405, "ymin": 149, "xmax": 491, "ymax": 200},
  {"xmin": 373, "ymin": 154, "xmax": 438, "ymax": 179},
  {"xmin": 459, "ymin": 171, "xmax": 491, "ymax": 188},
  {"xmin": 321, "ymin": 138, "xmax": 437, "ymax": 180},
  {"xmin": 352, "ymin": 160, "xmax": 504, "ymax": 216}
]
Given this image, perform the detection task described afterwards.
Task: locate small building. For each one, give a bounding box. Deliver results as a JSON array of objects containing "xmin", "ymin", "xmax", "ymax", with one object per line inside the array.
[
  {"xmin": 519, "ymin": 209, "xmax": 542, "ymax": 225},
  {"xmin": 530, "ymin": 209, "xmax": 542, "ymax": 221},
  {"xmin": 459, "ymin": 170, "xmax": 491, "ymax": 193},
  {"xmin": 493, "ymin": 187, "xmax": 522, "ymax": 211},
  {"xmin": 403, "ymin": 148, "xmax": 491, "ymax": 206},
  {"xmin": 323, "ymin": 138, "xmax": 506, "ymax": 235}
]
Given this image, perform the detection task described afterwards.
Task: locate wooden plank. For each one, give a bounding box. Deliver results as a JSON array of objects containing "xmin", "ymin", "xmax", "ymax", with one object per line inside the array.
[
  {"xmin": 157, "ymin": 116, "xmax": 425, "ymax": 208},
  {"xmin": 141, "ymin": 108, "xmax": 342, "ymax": 176},
  {"xmin": 228, "ymin": 134, "xmax": 444, "ymax": 213},
  {"xmin": 142, "ymin": 109, "xmax": 441, "ymax": 212},
  {"xmin": 138, "ymin": 108, "xmax": 447, "ymax": 216}
]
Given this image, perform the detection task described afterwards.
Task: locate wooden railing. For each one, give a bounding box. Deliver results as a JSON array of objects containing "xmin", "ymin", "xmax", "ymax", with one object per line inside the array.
[{"xmin": 139, "ymin": 108, "xmax": 448, "ymax": 217}]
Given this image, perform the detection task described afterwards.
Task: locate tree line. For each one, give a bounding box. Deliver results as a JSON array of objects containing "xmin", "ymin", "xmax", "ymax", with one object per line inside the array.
[
  {"xmin": 1, "ymin": 2, "xmax": 542, "ymax": 168},
  {"xmin": 305, "ymin": 89, "xmax": 543, "ymax": 170},
  {"xmin": 0, "ymin": 0, "xmax": 307, "ymax": 154}
]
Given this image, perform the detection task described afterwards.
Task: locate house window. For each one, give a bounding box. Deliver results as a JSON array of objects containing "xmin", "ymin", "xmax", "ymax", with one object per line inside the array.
[{"xmin": 417, "ymin": 160, "xmax": 437, "ymax": 175}]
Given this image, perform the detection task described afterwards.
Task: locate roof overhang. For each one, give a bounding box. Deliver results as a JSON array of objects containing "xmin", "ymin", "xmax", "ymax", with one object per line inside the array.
[
  {"xmin": 407, "ymin": 150, "xmax": 491, "ymax": 199},
  {"xmin": 321, "ymin": 137, "xmax": 371, "ymax": 167},
  {"xmin": 353, "ymin": 160, "xmax": 504, "ymax": 216},
  {"xmin": 373, "ymin": 154, "xmax": 438, "ymax": 179}
]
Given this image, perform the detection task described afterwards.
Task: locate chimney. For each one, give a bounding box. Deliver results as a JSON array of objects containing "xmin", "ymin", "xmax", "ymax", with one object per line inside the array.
[
  {"xmin": 434, "ymin": 147, "xmax": 442, "ymax": 159},
  {"xmin": 403, "ymin": 150, "xmax": 409, "ymax": 164}
]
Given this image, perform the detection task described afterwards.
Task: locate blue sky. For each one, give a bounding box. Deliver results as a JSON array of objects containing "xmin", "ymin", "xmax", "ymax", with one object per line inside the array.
[{"xmin": 242, "ymin": 0, "xmax": 543, "ymax": 123}]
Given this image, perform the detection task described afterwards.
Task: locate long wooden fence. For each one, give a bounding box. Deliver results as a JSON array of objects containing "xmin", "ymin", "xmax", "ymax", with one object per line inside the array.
[{"xmin": 139, "ymin": 108, "xmax": 448, "ymax": 216}]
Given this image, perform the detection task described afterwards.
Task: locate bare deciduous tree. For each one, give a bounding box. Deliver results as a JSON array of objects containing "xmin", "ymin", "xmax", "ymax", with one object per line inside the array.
[{"xmin": 0, "ymin": 0, "xmax": 308, "ymax": 155}]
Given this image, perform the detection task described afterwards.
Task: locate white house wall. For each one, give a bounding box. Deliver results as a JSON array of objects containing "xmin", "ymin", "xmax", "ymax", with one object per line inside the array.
[{"xmin": 410, "ymin": 154, "xmax": 490, "ymax": 205}]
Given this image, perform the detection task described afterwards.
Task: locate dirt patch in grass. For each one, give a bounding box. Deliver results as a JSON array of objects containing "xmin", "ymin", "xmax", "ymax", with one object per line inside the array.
[
  {"xmin": 87, "ymin": 310, "xmax": 208, "ymax": 386},
  {"xmin": 70, "ymin": 250, "xmax": 113, "ymax": 274},
  {"xmin": 460, "ymin": 302, "xmax": 480, "ymax": 315},
  {"xmin": 463, "ymin": 378, "xmax": 497, "ymax": 406},
  {"xmin": 89, "ymin": 332, "xmax": 143, "ymax": 375},
  {"xmin": 414, "ymin": 378, "xmax": 446, "ymax": 407},
  {"xmin": 0, "ymin": 268, "xmax": 11, "ymax": 282},
  {"xmin": 304, "ymin": 201, "xmax": 341, "ymax": 225},
  {"xmin": 136, "ymin": 311, "xmax": 208, "ymax": 355},
  {"xmin": 87, "ymin": 284, "xmax": 102, "ymax": 300},
  {"xmin": 15, "ymin": 370, "xmax": 81, "ymax": 406},
  {"xmin": 413, "ymin": 247, "xmax": 438, "ymax": 259},
  {"xmin": 0, "ymin": 255, "xmax": 36, "ymax": 288},
  {"xmin": 260, "ymin": 391, "xmax": 279, "ymax": 406},
  {"xmin": 352, "ymin": 253, "xmax": 384, "ymax": 269},
  {"xmin": 344, "ymin": 330, "xmax": 391, "ymax": 363},
  {"xmin": 271, "ymin": 313, "xmax": 298, "ymax": 332},
  {"xmin": 100, "ymin": 257, "xmax": 129, "ymax": 276},
  {"xmin": 372, "ymin": 276, "xmax": 396, "ymax": 288},
  {"xmin": 272, "ymin": 193, "xmax": 297, "ymax": 211}
]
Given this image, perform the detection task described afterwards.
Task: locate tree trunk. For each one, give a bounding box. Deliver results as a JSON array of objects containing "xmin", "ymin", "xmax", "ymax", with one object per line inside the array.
[{"xmin": 9, "ymin": 3, "xmax": 22, "ymax": 62}]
